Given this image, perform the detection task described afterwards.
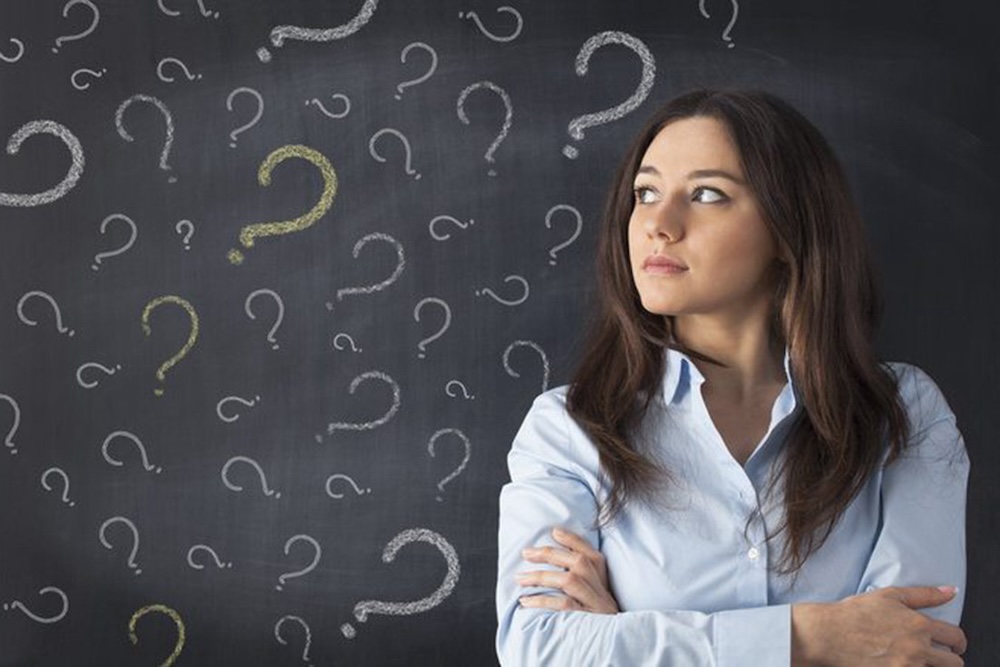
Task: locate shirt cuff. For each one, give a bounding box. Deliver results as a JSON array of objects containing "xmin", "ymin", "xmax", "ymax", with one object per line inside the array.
[{"xmin": 714, "ymin": 603, "xmax": 791, "ymax": 666}]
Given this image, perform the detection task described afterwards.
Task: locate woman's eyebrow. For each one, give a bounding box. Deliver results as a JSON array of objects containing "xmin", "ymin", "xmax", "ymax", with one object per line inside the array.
[{"xmin": 636, "ymin": 165, "xmax": 745, "ymax": 185}]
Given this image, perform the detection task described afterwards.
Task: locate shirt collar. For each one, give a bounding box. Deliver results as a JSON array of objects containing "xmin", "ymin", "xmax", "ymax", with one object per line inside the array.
[{"xmin": 661, "ymin": 343, "xmax": 799, "ymax": 410}]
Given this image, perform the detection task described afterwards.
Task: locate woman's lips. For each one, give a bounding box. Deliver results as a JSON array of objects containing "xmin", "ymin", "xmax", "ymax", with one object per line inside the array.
[{"xmin": 642, "ymin": 254, "xmax": 687, "ymax": 274}]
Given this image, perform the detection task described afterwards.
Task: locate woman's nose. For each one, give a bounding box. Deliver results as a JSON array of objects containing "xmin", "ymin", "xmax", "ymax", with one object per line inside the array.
[{"xmin": 643, "ymin": 204, "xmax": 683, "ymax": 240}]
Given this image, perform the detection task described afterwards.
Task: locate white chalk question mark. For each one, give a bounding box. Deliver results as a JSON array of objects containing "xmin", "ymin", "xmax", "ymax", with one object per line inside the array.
[
  {"xmin": 395, "ymin": 42, "xmax": 437, "ymax": 100},
  {"xmin": 221, "ymin": 455, "xmax": 281, "ymax": 498},
  {"xmin": 76, "ymin": 362, "xmax": 122, "ymax": 388},
  {"xmin": 245, "ymin": 288, "xmax": 285, "ymax": 349},
  {"xmin": 187, "ymin": 544, "xmax": 232, "ymax": 570},
  {"xmin": 503, "ymin": 339, "xmax": 551, "ymax": 394},
  {"xmin": 216, "ymin": 395, "xmax": 261, "ymax": 423},
  {"xmin": 257, "ymin": 0, "xmax": 379, "ymax": 63},
  {"xmin": 157, "ymin": 56, "xmax": 202, "ymax": 83},
  {"xmin": 115, "ymin": 94, "xmax": 177, "ymax": 183},
  {"xmin": 276, "ymin": 534, "xmax": 321, "ymax": 591},
  {"xmin": 413, "ymin": 297, "xmax": 452, "ymax": 359},
  {"xmin": 274, "ymin": 615, "xmax": 313, "ymax": 666},
  {"xmin": 444, "ymin": 380, "xmax": 474, "ymax": 400},
  {"xmin": 544, "ymin": 204, "xmax": 583, "ymax": 266},
  {"xmin": 321, "ymin": 371, "xmax": 401, "ymax": 436},
  {"xmin": 699, "ymin": 0, "xmax": 739, "ymax": 48},
  {"xmin": 158, "ymin": 0, "xmax": 219, "ymax": 19},
  {"xmin": 306, "ymin": 93, "xmax": 351, "ymax": 119},
  {"xmin": 99, "ymin": 516, "xmax": 142, "ymax": 574},
  {"xmin": 17, "ymin": 290, "xmax": 75, "ymax": 337},
  {"xmin": 40, "ymin": 467, "xmax": 75, "ymax": 506},
  {"xmin": 52, "ymin": 0, "xmax": 100, "ymax": 54},
  {"xmin": 71, "ymin": 67, "xmax": 106, "ymax": 91},
  {"xmin": 1, "ymin": 393, "xmax": 21, "ymax": 454},
  {"xmin": 456, "ymin": 80, "xmax": 513, "ymax": 177},
  {"xmin": 340, "ymin": 528, "xmax": 460, "ymax": 638},
  {"xmin": 0, "ymin": 120, "xmax": 85, "ymax": 207},
  {"xmin": 0, "ymin": 38, "xmax": 25, "ymax": 63},
  {"xmin": 175, "ymin": 219, "xmax": 194, "ymax": 249},
  {"xmin": 332, "ymin": 233, "xmax": 406, "ymax": 304},
  {"xmin": 226, "ymin": 87, "xmax": 264, "ymax": 148},
  {"xmin": 3, "ymin": 587, "xmax": 69, "ymax": 623},
  {"xmin": 369, "ymin": 128, "xmax": 421, "ymax": 179},
  {"xmin": 102, "ymin": 430, "xmax": 162, "ymax": 474},
  {"xmin": 562, "ymin": 31, "xmax": 656, "ymax": 159},
  {"xmin": 458, "ymin": 6, "xmax": 523, "ymax": 42},
  {"xmin": 332, "ymin": 333, "xmax": 362, "ymax": 353},
  {"xmin": 91, "ymin": 213, "xmax": 137, "ymax": 270},
  {"xmin": 325, "ymin": 473, "xmax": 371, "ymax": 499},
  {"xmin": 428, "ymin": 214, "xmax": 474, "ymax": 241},
  {"xmin": 427, "ymin": 429, "xmax": 471, "ymax": 501},
  {"xmin": 475, "ymin": 275, "xmax": 529, "ymax": 306}
]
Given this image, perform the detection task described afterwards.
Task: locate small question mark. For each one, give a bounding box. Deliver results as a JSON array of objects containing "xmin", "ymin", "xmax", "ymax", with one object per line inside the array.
[
  {"xmin": 186, "ymin": 544, "xmax": 232, "ymax": 570},
  {"xmin": 277, "ymin": 534, "xmax": 321, "ymax": 591},
  {"xmin": 475, "ymin": 275, "xmax": 529, "ymax": 306},
  {"xmin": 245, "ymin": 288, "xmax": 285, "ymax": 349},
  {"xmin": 229, "ymin": 145, "xmax": 338, "ymax": 265},
  {"xmin": 275, "ymin": 615, "xmax": 313, "ymax": 666},
  {"xmin": 305, "ymin": 93, "xmax": 351, "ymax": 119},
  {"xmin": 216, "ymin": 395, "xmax": 261, "ymax": 422},
  {"xmin": 158, "ymin": 0, "xmax": 219, "ymax": 19},
  {"xmin": 1, "ymin": 393, "xmax": 20, "ymax": 454},
  {"xmin": 17, "ymin": 290, "xmax": 75, "ymax": 336},
  {"xmin": 115, "ymin": 94, "xmax": 177, "ymax": 183},
  {"xmin": 369, "ymin": 128, "xmax": 421, "ymax": 179},
  {"xmin": 427, "ymin": 429, "xmax": 471, "ymax": 501},
  {"xmin": 321, "ymin": 371, "xmax": 401, "ymax": 436},
  {"xmin": 257, "ymin": 0, "xmax": 379, "ymax": 63},
  {"xmin": 70, "ymin": 67, "xmax": 106, "ymax": 90},
  {"xmin": 458, "ymin": 5, "xmax": 523, "ymax": 42},
  {"xmin": 99, "ymin": 516, "xmax": 142, "ymax": 574},
  {"xmin": 3, "ymin": 586, "xmax": 69, "ymax": 624},
  {"xmin": 92, "ymin": 213, "xmax": 138, "ymax": 270},
  {"xmin": 52, "ymin": 0, "xmax": 100, "ymax": 54},
  {"xmin": 40, "ymin": 467, "xmax": 75, "ymax": 506},
  {"xmin": 413, "ymin": 297, "xmax": 452, "ymax": 359},
  {"xmin": 175, "ymin": 219, "xmax": 194, "ymax": 249},
  {"xmin": 428, "ymin": 214, "xmax": 474, "ymax": 241},
  {"xmin": 0, "ymin": 38, "xmax": 25, "ymax": 63},
  {"xmin": 140, "ymin": 295, "xmax": 199, "ymax": 396},
  {"xmin": 129, "ymin": 604, "xmax": 185, "ymax": 667},
  {"xmin": 156, "ymin": 56, "xmax": 202, "ymax": 83},
  {"xmin": 331, "ymin": 233, "xmax": 406, "ymax": 305},
  {"xmin": 226, "ymin": 87, "xmax": 264, "ymax": 148},
  {"xmin": 102, "ymin": 430, "xmax": 162, "ymax": 474},
  {"xmin": 395, "ymin": 42, "xmax": 437, "ymax": 100},
  {"xmin": 340, "ymin": 528, "xmax": 460, "ymax": 638},
  {"xmin": 456, "ymin": 80, "xmax": 513, "ymax": 177},
  {"xmin": 325, "ymin": 473, "xmax": 371, "ymax": 499},
  {"xmin": 699, "ymin": 0, "xmax": 739, "ymax": 48},
  {"xmin": 76, "ymin": 362, "xmax": 122, "ymax": 388},
  {"xmin": 503, "ymin": 339, "xmax": 551, "ymax": 394},
  {"xmin": 1, "ymin": 120, "xmax": 85, "ymax": 207},
  {"xmin": 562, "ymin": 31, "xmax": 656, "ymax": 159},
  {"xmin": 444, "ymin": 380, "xmax": 475, "ymax": 400},
  {"xmin": 544, "ymin": 204, "xmax": 583, "ymax": 265},
  {"xmin": 221, "ymin": 455, "xmax": 281, "ymax": 499},
  {"xmin": 332, "ymin": 333, "xmax": 362, "ymax": 353}
]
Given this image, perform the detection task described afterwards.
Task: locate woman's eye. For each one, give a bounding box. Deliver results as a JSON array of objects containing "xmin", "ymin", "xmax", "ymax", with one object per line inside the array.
[
  {"xmin": 633, "ymin": 186, "xmax": 657, "ymax": 204},
  {"xmin": 693, "ymin": 186, "xmax": 726, "ymax": 203}
]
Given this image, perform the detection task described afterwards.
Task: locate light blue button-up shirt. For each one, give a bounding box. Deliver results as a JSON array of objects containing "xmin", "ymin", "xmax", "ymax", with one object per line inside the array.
[{"xmin": 496, "ymin": 345, "xmax": 969, "ymax": 665}]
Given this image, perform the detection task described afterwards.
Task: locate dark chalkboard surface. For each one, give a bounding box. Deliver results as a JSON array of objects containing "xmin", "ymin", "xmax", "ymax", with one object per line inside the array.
[{"xmin": 1, "ymin": 0, "xmax": 996, "ymax": 664}]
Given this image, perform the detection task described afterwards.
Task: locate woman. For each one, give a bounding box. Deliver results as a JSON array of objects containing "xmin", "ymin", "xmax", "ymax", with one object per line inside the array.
[{"xmin": 495, "ymin": 88, "xmax": 969, "ymax": 665}]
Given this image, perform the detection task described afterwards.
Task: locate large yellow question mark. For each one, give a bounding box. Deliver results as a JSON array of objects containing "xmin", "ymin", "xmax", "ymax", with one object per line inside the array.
[
  {"xmin": 128, "ymin": 603, "xmax": 185, "ymax": 667},
  {"xmin": 227, "ymin": 144, "xmax": 338, "ymax": 265},
  {"xmin": 140, "ymin": 295, "xmax": 199, "ymax": 397}
]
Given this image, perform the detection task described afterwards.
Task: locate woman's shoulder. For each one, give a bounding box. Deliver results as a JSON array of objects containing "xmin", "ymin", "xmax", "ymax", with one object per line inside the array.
[{"xmin": 883, "ymin": 360, "xmax": 956, "ymax": 426}]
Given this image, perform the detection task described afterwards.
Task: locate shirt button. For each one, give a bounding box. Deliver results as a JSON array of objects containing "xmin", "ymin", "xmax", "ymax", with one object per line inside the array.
[{"xmin": 747, "ymin": 546, "xmax": 759, "ymax": 560}]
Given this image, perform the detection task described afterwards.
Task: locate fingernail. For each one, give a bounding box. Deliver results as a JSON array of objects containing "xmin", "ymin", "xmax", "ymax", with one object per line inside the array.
[{"xmin": 937, "ymin": 585, "xmax": 958, "ymax": 595}]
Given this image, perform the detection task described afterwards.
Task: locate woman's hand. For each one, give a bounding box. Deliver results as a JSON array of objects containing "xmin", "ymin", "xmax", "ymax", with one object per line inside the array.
[
  {"xmin": 515, "ymin": 527, "xmax": 620, "ymax": 614},
  {"xmin": 792, "ymin": 585, "xmax": 967, "ymax": 666}
]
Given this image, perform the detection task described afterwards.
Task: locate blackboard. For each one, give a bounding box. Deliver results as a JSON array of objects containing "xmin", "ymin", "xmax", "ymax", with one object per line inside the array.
[{"xmin": 1, "ymin": 0, "xmax": 996, "ymax": 664}]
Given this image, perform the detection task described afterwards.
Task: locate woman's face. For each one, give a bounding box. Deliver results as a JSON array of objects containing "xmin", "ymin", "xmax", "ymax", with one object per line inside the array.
[{"xmin": 627, "ymin": 116, "xmax": 782, "ymax": 322}]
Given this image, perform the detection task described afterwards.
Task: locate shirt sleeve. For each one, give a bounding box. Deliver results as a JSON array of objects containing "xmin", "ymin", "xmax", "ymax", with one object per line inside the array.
[
  {"xmin": 855, "ymin": 363, "xmax": 970, "ymax": 626},
  {"xmin": 495, "ymin": 390, "xmax": 792, "ymax": 667}
]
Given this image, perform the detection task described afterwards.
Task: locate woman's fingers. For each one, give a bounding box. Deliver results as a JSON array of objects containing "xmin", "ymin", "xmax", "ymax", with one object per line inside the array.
[
  {"xmin": 516, "ymin": 567, "xmax": 599, "ymax": 606},
  {"xmin": 518, "ymin": 593, "xmax": 583, "ymax": 611}
]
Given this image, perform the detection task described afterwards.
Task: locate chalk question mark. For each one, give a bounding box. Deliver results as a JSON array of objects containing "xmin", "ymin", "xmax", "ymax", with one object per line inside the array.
[
  {"xmin": 52, "ymin": 0, "xmax": 100, "ymax": 54},
  {"xmin": 326, "ymin": 473, "xmax": 371, "ymax": 499},
  {"xmin": 428, "ymin": 214, "xmax": 474, "ymax": 241},
  {"xmin": 0, "ymin": 393, "xmax": 20, "ymax": 454},
  {"xmin": 332, "ymin": 333, "xmax": 362, "ymax": 353},
  {"xmin": 413, "ymin": 297, "xmax": 452, "ymax": 359},
  {"xmin": 71, "ymin": 67, "xmax": 106, "ymax": 90},
  {"xmin": 141, "ymin": 295, "xmax": 198, "ymax": 396},
  {"xmin": 99, "ymin": 516, "xmax": 142, "ymax": 574},
  {"xmin": 17, "ymin": 290, "xmax": 75, "ymax": 336},
  {"xmin": 395, "ymin": 42, "xmax": 437, "ymax": 100},
  {"xmin": 92, "ymin": 213, "xmax": 137, "ymax": 270},
  {"xmin": 3, "ymin": 586, "xmax": 69, "ymax": 624},
  {"xmin": 226, "ymin": 87, "xmax": 263, "ymax": 148},
  {"xmin": 699, "ymin": 0, "xmax": 739, "ymax": 48},
  {"xmin": 427, "ymin": 429, "xmax": 471, "ymax": 501},
  {"xmin": 228, "ymin": 144, "xmax": 338, "ymax": 265},
  {"xmin": 0, "ymin": 38, "xmax": 25, "ymax": 63},
  {"xmin": 257, "ymin": 0, "xmax": 379, "ymax": 63},
  {"xmin": 331, "ymin": 233, "xmax": 406, "ymax": 305},
  {"xmin": 458, "ymin": 5, "xmax": 523, "ymax": 42},
  {"xmin": 306, "ymin": 93, "xmax": 351, "ymax": 119},
  {"xmin": 562, "ymin": 31, "xmax": 656, "ymax": 159},
  {"xmin": 275, "ymin": 615, "xmax": 313, "ymax": 666},
  {"xmin": 245, "ymin": 288, "xmax": 284, "ymax": 349},
  {"xmin": 175, "ymin": 219, "xmax": 194, "ymax": 249},
  {"xmin": 0, "ymin": 120, "xmax": 85, "ymax": 207},
  {"xmin": 369, "ymin": 128, "xmax": 421, "ymax": 179},
  {"xmin": 157, "ymin": 56, "xmax": 202, "ymax": 83},
  {"xmin": 76, "ymin": 361, "xmax": 122, "ymax": 388},
  {"xmin": 456, "ymin": 80, "xmax": 513, "ymax": 177},
  {"xmin": 445, "ymin": 380, "xmax": 475, "ymax": 400},
  {"xmin": 544, "ymin": 204, "xmax": 583, "ymax": 265},
  {"xmin": 115, "ymin": 94, "xmax": 177, "ymax": 182},
  {"xmin": 221, "ymin": 455, "xmax": 281, "ymax": 499},
  {"xmin": 41, "ymin": 467, "xmax": 75, "ymax": 506},
  {"xmin": 187, "ymin": 544, "xmax": 232, "ymax": 570},
  {"xmin": 129, "ymin": 604, "xmax": 185, "ymax": 667},
  {"xmin": 321, "ymin": 371, "xmax": 401, "ymax": 436},
  {"xmin": 503, "ymin": 339, "xmax": 551, "ymax": 394},
  {"xmin": 102, "ymin": 430, "xmax": 162, "ymax": 474},
  {"xmin": 277, "ymin": 534, "xmax": 322, "ymax": 591},
  {"xmin": 475, "ymin": 275, "xmax": 529, "ymax": 306},
  {"xmin": 216, "ymin": 394, "xmax": 261, "ymax": 422},
  {"xmin": 158, "ymin": 0, "xmax": 219, "ymax": 19},
  {"xmin": 340, "ymin": 528, "xmax": 460, "ymax": 638}
]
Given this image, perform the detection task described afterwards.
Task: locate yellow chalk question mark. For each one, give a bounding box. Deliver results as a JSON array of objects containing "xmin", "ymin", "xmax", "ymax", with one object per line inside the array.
[
  {"xmin": 228, "ymin": 144, "xmax": 338, "ymax": 265},
  {"xmin": 128, "ymin": 603, "xmax": 185, "ymax": 667},
  {"xmin": 140, "ymin": 295, "xmax": 199, "ymax": 397}
]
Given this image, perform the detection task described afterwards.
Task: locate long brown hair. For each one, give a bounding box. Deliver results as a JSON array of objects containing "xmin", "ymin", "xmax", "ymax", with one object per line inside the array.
[{"xmin": 566, "ymin": 87, "xmax": 911, "ymax": 578}]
